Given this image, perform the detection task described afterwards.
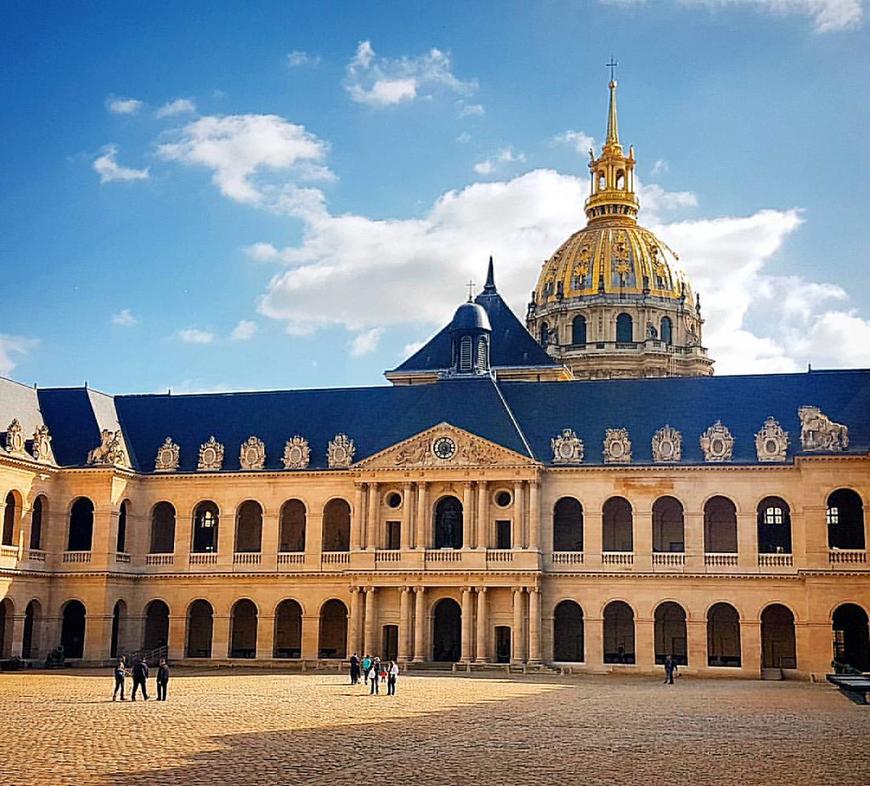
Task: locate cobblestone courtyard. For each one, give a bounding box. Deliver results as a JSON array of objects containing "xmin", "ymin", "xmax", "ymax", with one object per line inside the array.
[{"xmin": 0, "ymin": 669, "xmax": 867, "ymax": 786}]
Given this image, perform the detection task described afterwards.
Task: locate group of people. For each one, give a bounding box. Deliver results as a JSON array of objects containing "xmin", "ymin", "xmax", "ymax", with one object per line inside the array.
[
  {"xmin": 112, "ymin": 656, "xmax": 171, "ymax": 701},
  {"xmin": 349, "ymin": 653, "xmax": 400, "ymax": 695}
]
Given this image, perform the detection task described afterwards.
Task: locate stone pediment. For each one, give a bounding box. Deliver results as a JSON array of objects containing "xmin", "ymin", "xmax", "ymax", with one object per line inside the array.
[{"xmin": 356, "ymin": 423, "xmax": 534, "ymax": 469}]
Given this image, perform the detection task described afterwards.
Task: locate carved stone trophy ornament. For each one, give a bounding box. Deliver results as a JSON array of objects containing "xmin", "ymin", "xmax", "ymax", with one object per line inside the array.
[
  {"xmin": 239, "ymin": 436, "xmax": 266, "ymax": 470},
  {"xmin": 798, "ymin": 406, "xmax": 849, "ymax": 452},
  {"xmin": 87, "ymin": 429, "xmax": 128, "ymax": 467},
  {"xmin": 603, "ymin": 428, "xmax": 632, "ymax": 464},
  {"xmin": 154, "ymin": 436, "xmax": 180, "ymax": 471},
  {"xmin": 652, "ymin": 425, "xmax": 682, "ymax": 463},
  {"xmin": 282, "ymin": 436, "xmax": 310, "ymax": 469},
  {"xmin": 699, "ymin": 421, "xmax": 733, "ymax": 463},
  {"xmin": 328, "ymin": 434, "xmax": 355, "ymax": 468},
  {"xmin": 551, "ymin": 428, "xmax": 584, "ymax": 464},
  {"xmin": 31, "ymin": 425, "xmax": 54, "ymax": 463},
  {"xmin": 4, "ymin": 419, "xmax": 25, "ymax": 456},
  {"xmin": 197, "ymin": 436, "xmax": 224, "ymax": 471},
  {"xmin": 755, "ymin": 417, "xmax": 788, "ymax": 463}
]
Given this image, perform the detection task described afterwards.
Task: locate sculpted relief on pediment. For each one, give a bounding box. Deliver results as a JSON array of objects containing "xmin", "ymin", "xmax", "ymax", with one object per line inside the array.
[{"xmin": 357, "ymin": 423, "xmax": 533, "ymax": 469}]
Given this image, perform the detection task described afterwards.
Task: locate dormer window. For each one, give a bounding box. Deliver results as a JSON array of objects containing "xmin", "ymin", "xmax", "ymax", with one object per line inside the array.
[{"xmin": 459, "ymin": 336, "xmax": 473, "ymax": 371}]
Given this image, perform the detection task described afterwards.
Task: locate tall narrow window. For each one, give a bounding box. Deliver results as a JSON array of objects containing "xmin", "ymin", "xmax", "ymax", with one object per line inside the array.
[
  {"xmin": 660, "ymin": 317, "xmax": 673, "ymax": 345},
  {"xmin": 572, "ymin": 316, "xmax": 587, "ymax": 346},
  {"xmin": 459, "ymin": 336, "xmax": 473, "ymax": 371},
  {"xmin": 539, "ymin": 323, "xmax": 549, "ymax": 347},
  {"xmin": 29, "ymin": 496, "xmax": 44, "ymax": 550},
  {"xmin": 616, "ymin": 313, "xmax": 633, "ymax": 344},
  {"xmin": 116, "ymin": 501, "xmax": 128, "ymax": 553},
  {"xmin": 476, "ymin": 335, "xmax": 489, "ymax": 370}
]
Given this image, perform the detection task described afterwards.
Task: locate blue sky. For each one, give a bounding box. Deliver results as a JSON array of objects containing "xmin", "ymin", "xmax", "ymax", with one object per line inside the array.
[{"xmin": 2, "ymin": 0, "xmax": 868, "ymax": 393}]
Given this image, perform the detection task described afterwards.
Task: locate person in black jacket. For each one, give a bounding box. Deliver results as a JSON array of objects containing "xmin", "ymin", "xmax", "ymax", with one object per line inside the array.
[
  {"xmin": 131, "ymin": 658, "xmax": 149, "ymax": 701},
  {"xmin": 156, "ymin": 658, "xmax": 170, "ymax": 701}
]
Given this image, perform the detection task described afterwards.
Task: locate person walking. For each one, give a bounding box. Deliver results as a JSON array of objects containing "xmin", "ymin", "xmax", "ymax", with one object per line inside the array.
[
  {"xmin": 349, "ymin": 652, "xmax": 361, "ymax": 685},
  {"xmin": 663, "ymin": 654, "xmax": 678, "ymax": 685},
  {"xmin": 387, "ymin": 660, "xmax": 399, "ymax": 696},
  {"xmin": 369, "ymin": 656, "xmax": 381, "ymax": 695},
  {"xmin": 156, "ymin": 658, "xmax": 170, "ymax": 701},
  {"xmin": 131, "ymin": 657, "xmax": 150, "ymax": 701},
  {"xmin": 361, "ymin": 654, "xmax": 372, "ymax": 685},
  {"xmin": 112, "ymin": 656, "xmax": 128, "ymax": 701}
]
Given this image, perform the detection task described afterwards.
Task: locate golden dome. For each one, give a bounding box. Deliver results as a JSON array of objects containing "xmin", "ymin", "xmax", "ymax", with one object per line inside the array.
[{"xmin": 535, "ymin": 221, "xmax": 693, "ymax": 304}]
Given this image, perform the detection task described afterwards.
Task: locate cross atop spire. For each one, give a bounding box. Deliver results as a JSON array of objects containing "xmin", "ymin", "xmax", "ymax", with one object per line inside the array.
[
  {"xmin": 606, "ymin": 56, "xmax": 618, "ymax": 82},
  {"xmin": 465, "ymin": 280, "xmax": 476, "ymax": 302},
  {"xmin": 605, "ymin": 64, "xmax": 620, "ymax": 149}
]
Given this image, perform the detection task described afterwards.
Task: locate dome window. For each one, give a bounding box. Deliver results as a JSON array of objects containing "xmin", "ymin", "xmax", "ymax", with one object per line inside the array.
[
  {"xmin": 540, "ymin": 322, "xmax": 550, "ymax": 347},
  {"xmin": 616, "ymin": 313, "xmax": 633, "ymax": 344},
  {"xmin": 661, "ymin": 317, "xmax": 673, "ymax": 345},
  {"xmin": 572, "ymin": 315, "xmax": 587, "ymax": 346}
]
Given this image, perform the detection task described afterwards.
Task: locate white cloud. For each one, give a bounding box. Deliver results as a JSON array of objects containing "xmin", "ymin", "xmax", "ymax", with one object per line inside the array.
[
  {"xmin": 107, "ymin": 96, "xmax": 144, "ymax": 115},
  {"xmin": 245, "ymin": 242, "xmax": 280, "ymax": 261},
  {"xmin": 287, "ymin": 50, "xmax": 320, "ymax": 67},
  {"xmin": 401, "ymin": 340, "xmax": 427, "ymax": 358},
  {"xmin": 344, "ymin": 40, "xmax": 477, "ymax": 107},
  {"xmin": 456, "ymin": 131, "xmax": 472, "ymax": 144},
  {"xmin": 458, "ymin": 103, "xmax": 485, "ymax": 117},
  {"xmin": 157, "ymin": 114, "xmax": 332, "ymax": 206},
  {"xmin": 248, "ymin": 166, "xmax": 870, "ymax": 374},
  {"xmin": 552, "ymin": 130, "xmax": 596, "ymax": 155},
  {"xmin": 177, "ymin": 328, "xmax": 215, "ymax": 344},
  {"xmin": 92, "ymin": 145, "xmax": 150, "ymax": 184},
  {"xmin": 156, "ymin": 98, "xmax": 197, "ymax": 118},
  {"xmin": 0, "ymin": 334, "xmax": 39, "ymax": 376},
  {"xmin": 112, "ymin": 308, "xmax": 138, "ymax": 326},
  {"xmin": 651, "ymin": 158, "xmax": 669, "ymax": 176},
  {"xmin": 230, "ymin": 320, "xmax": 258, "ymax": 341},
  {"xmin": 473, "ymin": 147, "xmax": 526, "ymax": 175},
  {"xmin": 601, "ymin": 0, "xmax": 862, "ymax": 31},
  {"xmin": 349, "ymin": 327, "xmax": 384, "ymax": 357}
]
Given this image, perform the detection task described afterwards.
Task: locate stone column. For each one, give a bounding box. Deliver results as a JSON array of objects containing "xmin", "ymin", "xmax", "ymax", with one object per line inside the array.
[
  {"xmin": 367, "ymin": 482, "xmax": 379, "ymax": 550},
  {"xmin": 301, "ymin": 614, "xmax": 319, "ymax": 660},
  {"xmin": 212, "ymin": 613, "xmax": 231, "ymax": 659},
  {"xmin": 527, "ymin": 586, "xmax": 542, "ymax": 664},
  {"xmin": 741, "ymin": 619, "xmax": 762, "ymax": 678},
  {"xmin": 399, "ymin": 587, "xmax": 412, "ymax": 662},
  {"xmin": 168, "ymin": 614, "xmax": 186, "ymax": 660},
  {"xmin": 85, "ymin": 613, "xmax": 113, "ymax": 662},
  {"xmin": 176, "ymin": 505, "xmax": 194, "ymax": 565},
  {"xmin": 10, "ymin": 613, "xmax": 26, "ymax": 658},
  {"xmin": 413, "ymin": 586, "xmax": 426, "ymax": 662},
  {"xmin": 461, "ymin": 587, "xmax": 474, "ymax": 662},
  {"xmin": 634, "ymin": 615, "xmax": 655, "ymax": 672},
  {"xmin": 513, "ymin": 481, "xmax": 525, "ymax": 551},
  {"xmin": 684, "ymin": 512, "xmax": 704, "ymax": 571},
  {"xmin": 737, "ymin": 512, "xmax": 757, "ymax": 570},
  {"xmin": 585, "ymin": 613, "xmax": 603, "ymax": 669},
  {"xmin": 349, "ymin": 587, "xmax": 362, "ymax": 655},
  {"xmin": 256, "ymin": 614, "xmax": 274, "ymax": 660},
  {"xmin": 686, "ymin": 618, "xmax": 706, "ymax": 671},
  {"xmin": 801, "ymin": 504, "xmax": 827, "ymax": 570},
  {"xmin": 401, "ymin": 483, "xmax": 413, "ymax": 550},
  {"xmin": 462, "ymin": 482, "xmax": 474, "ymax": 550},
  {"xmin": 260, "ymin": 506, "xmax": 279, "ymax": 571},
  {"xmin": 415, "ymin": 482, "xmax": 428, "ymax": 550},
  {"xmin": 475, "ymin": 587, "xmax": 488, "ymax": 662},
  {"xmin": 511, "ymin": 587, "xmax": 526, "ymax": 664},
  {"xmin": 528, "ymin": 481, "xmax": 541, "ymax": 551},
  {"xmin": 363, "ymin": 587, "xmax": 378, "ymax": 655},
  {"xmin": 634, "ymin": 505, "xmax": 653, "ymax": 570},
  {"xmin": 351, "ymin": 483, "xmax": 365, "ymax": 551},
  {"xmin": 476, "ymin": 481, "xmax": 488, "ymax": 549}
]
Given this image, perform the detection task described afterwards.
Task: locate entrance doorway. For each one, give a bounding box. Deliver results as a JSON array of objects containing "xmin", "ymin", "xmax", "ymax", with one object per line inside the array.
[
  {"xmin": 432, "ymin": 598, "xmax": 461, "ymax": 661},
  {"xmin": 761, "ymin": 604, "xmax": 796, "ymax": 669},
  {"xmin": 495, "ymin": 625, "xmax": 511, "ymax": 664},
  {"xmin": 833, "ymin": 603, "xmax": 870, "ymax": 672},
  {"xmin": 382, "ymin": 625, "xmax": 398, "ymax": 661}
]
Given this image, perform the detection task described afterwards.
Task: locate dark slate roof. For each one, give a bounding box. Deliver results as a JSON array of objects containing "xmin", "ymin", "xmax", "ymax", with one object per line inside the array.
[
  {"xmin": 499, "ymin": 369, "xmax": 870, "ymax": 465},
  {"xmin": 391, "ymin": 289, "xmax": 555, "ymax": 373},
  {"xmin": 36, "ymin": 388, "xmax": 104, "ymax": 468},
  {"xmin": 113, "ymin": 377, "xmax": 531, "ymax": 472}
]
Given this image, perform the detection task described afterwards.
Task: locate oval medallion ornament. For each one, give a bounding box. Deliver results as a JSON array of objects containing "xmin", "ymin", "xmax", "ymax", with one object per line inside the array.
[
  {"xmin": 282, "ymin": 436, "xmax": 310, "ymax": 469},
  {"xmin": 432, "ymin": 436, "xmax": 457, "ymax": 461}
]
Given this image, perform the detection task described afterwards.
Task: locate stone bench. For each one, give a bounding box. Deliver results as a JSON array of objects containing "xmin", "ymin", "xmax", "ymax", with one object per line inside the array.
[{"xmin": 826, "ymin": 674, "xmax": 870, "ymax": 704}]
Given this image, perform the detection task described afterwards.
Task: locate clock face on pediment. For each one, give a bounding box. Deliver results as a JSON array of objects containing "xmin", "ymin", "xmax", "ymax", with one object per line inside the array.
[{"xmin": 432, "ymin": 436, "xmax": 457, "ymax": 461}]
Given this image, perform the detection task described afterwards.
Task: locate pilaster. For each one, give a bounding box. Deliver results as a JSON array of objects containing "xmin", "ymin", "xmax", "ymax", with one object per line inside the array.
[
  {"xmin": 399, "ymin": 587, "xmax": 412, "ymax": 662},
  {"xmin": 511, "ymin": 587, "xmax": 526, "ymax": 664},
  {"xmin": 461, "ymin": 587, "xmax": 474, "ymax": 662},
  {"xmin": 413, "ymin": 587, "xmax": 426, "ymax": 662},
  {"xmin": 527, "ymin": 587, "xmax": 542, "ymax": 664},
  {"xmin": 475, "ymin": 587, "xmax": 488, "ymax": 663}
]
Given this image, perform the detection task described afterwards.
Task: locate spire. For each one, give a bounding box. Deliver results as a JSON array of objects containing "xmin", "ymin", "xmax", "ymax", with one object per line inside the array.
[
  {"xmin": 605, "ymin": 79, "xmax": 620, "ymax": 150},
  {"xmin": 483, "ymin": 255, "xmax": 496, "ymax": 294}
]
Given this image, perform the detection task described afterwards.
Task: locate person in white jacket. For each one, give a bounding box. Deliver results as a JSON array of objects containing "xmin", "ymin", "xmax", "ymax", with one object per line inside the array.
[{"xmin": 387, "ymin": 660, "xmax": 399, "ymax": 695}]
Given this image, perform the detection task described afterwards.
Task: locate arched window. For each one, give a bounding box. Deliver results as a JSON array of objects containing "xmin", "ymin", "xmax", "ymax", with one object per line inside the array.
[
  {"xmin": 707, "ymin": 603, "xmax": 741, "ymax": 667},
  {"xmin": 2, "ymin": 492, "xmax": 17, "ymax": 546},
  {"xmin": 476, "ymin": 335, "xmax": 489, "ymax": 371},
  {"xmin": 186, "ymin": 600, "xmax": 214, "ymax": 658},
  {"xmin": 603, "ymin": 601, "xmax": 635, "ymax": 664},
  {"xmin": 434, "ymin": 496, "xmax": 463, "ymax": 549},
  {"xmin": 832, "ymin": 603, "xmax": 870, "ymax": 672},
  {"xmin": 229, "ymin": 599, "xmax": 258, "ymax": 658},
  {"xmin": 652, "ymin": 496, "xmax": 684, "ymax": 553},
  {"xmin": 322, "ymin": 499, "xmax": 350, "ymax": 552},
  {"xmin": 143, "ymin": 600, "xmax": 170, "ymax": 652},
  {"xmin": 29, "ymin": 496, "xmax": 45, "ymax": 550},
  {"xmin": 279, "ymin": 500, "xmax": 306, "ymax": 553},
  {"xmin": 572, "ymin": 315, "xmax": 587, "ymax": 346},
  {"xmin": 602, "ymin": 497, "xmax": 633, "ymax": 552},
  {"xmin": 274, "ymin": 599, "xmax": 303, "ymax": 658},
  {"xmin": 704, "ymin": 496, "xmax": 737, "ymax": 553},
  {"xmin": 761, "ymin": 604, "xmax": 796, "ymax": 669},
  {"xmin": 116, "ymin": 501, "xmax": 128, "ymax": 553},
  {"xmin": 654, "ymin": 602, "xmax": 687, "ymax": 665},
  {"xmin": 432, "ymin": 598, "xmax": 462, "ymax": 662},
  {"xmin": 539, "ymin": 322, "xmax": 549, "ymax": 347},
  {"xmin": 459, "ymin": 336, "xmax": 472, "ymax": 371},
  {"xmin": 597, "ymin": 171, "xmax": 606, "ymax": 190},
  {"xmin": 615, "ymin": 170, "xmax": 625, "ymax": 190},
  {"xmin": 616, "ymin": 313, "xmax": 633, "ymax": 344},
  {"xmin": 318, "ymin": 599, "xmax": 348, "ymax": 659},
  {"xmin": 22, "ymin": 599, "xmax": 40, "ymax": 660},
  {"xmin": 192, "ymin": 501, "xmax": 219, "ymax": 553},
  {"xmin": 67, "ymin": 498, "xmax": 94, "ymax": 551},
  {"xmin": 553, "ymin": 601, "xmax": 584, "ymax": 662},
  {"xmin": 826, "ymin": 489, "xmax": 865, "ymax": 550},
  {"xmin": 0, "ymin": 598, "xmax": 13, "ymax": 658},
  {"xmin": 553, "ymin": 497, "xmax": 583, "ymax": 552},
  {"xmin": 149, "ymin": 502, "xmax": 176, "ymax": 554},
  {"xmin": 660, "ymin": 316, "xmax": 673, "ymax": 345},
  {"xmin": 234, "ymin": 500, "xmax": 263, "ymax": 553},
  {"xmin": 757, "ymin": 496, "xmax": 792, "ymax": 554}
]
